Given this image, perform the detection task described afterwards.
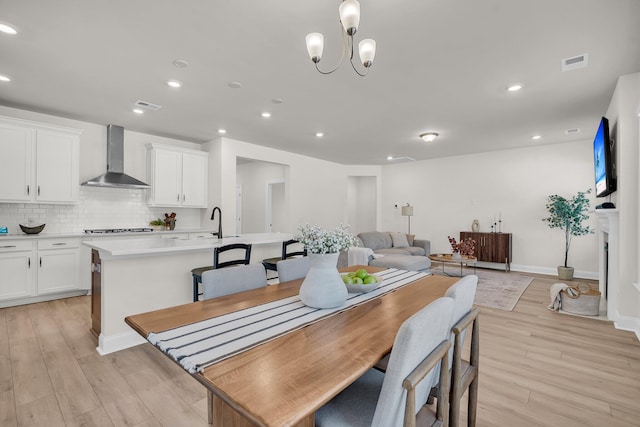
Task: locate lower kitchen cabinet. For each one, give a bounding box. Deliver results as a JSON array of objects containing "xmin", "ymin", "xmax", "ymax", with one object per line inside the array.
[
  {"xmin": 0, "ymin": 238, "xmax": 82, "ymax": 307},
  {"xmin": 37, "ymin": 238, "xmax": 80, "ymax": 294},
  {"xmin": 0, "ymin": 241, "xmax": 35, "ymax": 300}
]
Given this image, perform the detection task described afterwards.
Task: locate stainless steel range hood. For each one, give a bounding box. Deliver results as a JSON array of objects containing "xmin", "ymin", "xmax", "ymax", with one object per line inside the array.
[{"xmin": 81, "ymin": 125, "xmax": 150, "ymax": 189}]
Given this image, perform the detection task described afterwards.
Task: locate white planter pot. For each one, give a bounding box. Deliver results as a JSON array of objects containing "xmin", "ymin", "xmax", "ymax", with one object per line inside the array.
[
  {"xmin": 299, "ymin": 253, "xmax": 348, "ymax": 309},
  {"xmin": 558, "ymin": 266, "xmax": 574, "ymax": 281}
]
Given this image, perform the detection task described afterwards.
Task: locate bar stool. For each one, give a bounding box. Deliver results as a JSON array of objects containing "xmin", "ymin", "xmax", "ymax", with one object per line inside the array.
[
  {"xmin": 191, "ymin": 243, "xmax": 252, "ymax": 302},
  {"xmin": 262, "ymin": 239, "xmax": 306, "ymax": 276}
]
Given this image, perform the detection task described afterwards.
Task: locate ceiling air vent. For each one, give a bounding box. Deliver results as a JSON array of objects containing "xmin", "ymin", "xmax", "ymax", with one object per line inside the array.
[
  {"xmin": 562, "ymin": 54, "xmax": 588, "ymax": 72},
  {"xmin": 134, "ymin": 100, "xmax": 163, "ymax": 111},
  {"xmin": 387, "ymin": 156, "xmax": 416, "ymax": 163},
  {"xmin": 565, "ymin": 128, "xmax": 580, "ymax": 135}
]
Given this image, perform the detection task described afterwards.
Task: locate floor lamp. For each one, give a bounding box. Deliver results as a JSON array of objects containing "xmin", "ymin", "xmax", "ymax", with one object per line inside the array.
[{"xmin": 401, "ymin": 203, "xmax": 413, "ymax": 234}]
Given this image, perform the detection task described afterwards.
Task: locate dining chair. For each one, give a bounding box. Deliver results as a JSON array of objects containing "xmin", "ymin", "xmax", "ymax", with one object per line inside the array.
[
  {"xmin": 201, "ymin": 263, "xmax": 267, "ymax": 299},
  {"xmin": 276, "ymin": 256, "xmax": 311, "ymax": 283},
  {"xmin": 190, "ymin": 243, "xmax": 253, "ymax": 301},
  {"xmin": 262, "ymin": 239, "xmax": 307, "ymax": 274},
  {"xmin": 314, "ymin": 297, "xmax": 455, "ymax": 427}
]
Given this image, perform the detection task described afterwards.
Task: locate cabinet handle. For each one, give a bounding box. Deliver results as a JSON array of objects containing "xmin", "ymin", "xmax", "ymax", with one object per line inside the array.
[
  {"xmin": 177, "ymin": 194, "xmax": 180, "ymax": 202},
  {"xmin": 39, "ymin": 257, "xmax": 42, "ymax": 267},
  {"xmin": 28, "ymin": 257, "xmax": 31, "ymax": 268},
  {"xmin": 37, "ymin": 185, "xmax": 40, "ymax": 196},
  {"xmin": 52, "ymin": 242, "xmax": 67, "ymax": 246},
  {"xmin": 0, "ymin": 245, "xmax": 17, "ymax": 248},
  {"xmin": 27, "ymin": 184, "xmax": 30, "ymax": 195},
  {"xmin": 182, "ymin": 194, "xmax": 185, "ymax": 202}
]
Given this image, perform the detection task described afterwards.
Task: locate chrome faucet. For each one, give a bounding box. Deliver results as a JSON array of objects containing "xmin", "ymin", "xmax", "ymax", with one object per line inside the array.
[{"xmin": 211, "ymin": 206, "xmax": 222, "ymax": 238}]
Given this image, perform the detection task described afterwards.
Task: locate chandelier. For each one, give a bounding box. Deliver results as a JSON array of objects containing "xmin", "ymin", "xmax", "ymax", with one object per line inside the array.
[{"xmin": 305, "ymin": 0, "xmax": 376, "ymax": 77}]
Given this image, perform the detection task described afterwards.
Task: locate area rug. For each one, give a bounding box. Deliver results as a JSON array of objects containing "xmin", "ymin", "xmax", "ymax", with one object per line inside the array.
[{"xmin": 431, "ymin": 268, "xmax": 533, "ymax": 311}]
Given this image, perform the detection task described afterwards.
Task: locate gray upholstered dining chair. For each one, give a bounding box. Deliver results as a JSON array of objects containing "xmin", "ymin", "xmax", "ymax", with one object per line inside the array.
[
  {"xmin": 191, "ymin": 243, "xmax": 253, "ymax": 301},
  {"xmin": 314, "ymin": 297, "xmax": 455, "ymax": 427},
  {"xmin": 201, "ymin": 263, "xmax": 267, "ymax": 299},
  {"xmin": 445, "ymin": 277, "xmax": 480, "ymax": 427},
  {"xmin": 276, "ymin": 256, "xmax": 311, "ymax": 283}
]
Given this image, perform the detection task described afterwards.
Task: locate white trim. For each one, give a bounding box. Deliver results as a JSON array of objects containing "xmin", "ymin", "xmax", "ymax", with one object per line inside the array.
[
  {"xmin": 612, "ymin": 314, "xmax": 640, "ymax": 341},
  {"xmin": 0, "ymin": 290, "xmax": 88, "ymax": 309},
  {"xmin": 97, "ymin": 330, "xmax": 146, "ymax": 355},
  {"xmin": 509, "ymin": 264, "xmax": 598, "ymax": 280}
]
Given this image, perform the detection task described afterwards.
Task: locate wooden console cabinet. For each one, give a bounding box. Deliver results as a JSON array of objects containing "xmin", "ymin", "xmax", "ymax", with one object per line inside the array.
[{"xmin": 460, "ymin": 232, "xmax": 512, "ymax": 271}]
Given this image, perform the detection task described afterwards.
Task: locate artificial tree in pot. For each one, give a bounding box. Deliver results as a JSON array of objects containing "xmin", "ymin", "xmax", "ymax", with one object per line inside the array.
[{"xmin": 542, "ymin": 189, "xmax": 594, "ymax": 280}]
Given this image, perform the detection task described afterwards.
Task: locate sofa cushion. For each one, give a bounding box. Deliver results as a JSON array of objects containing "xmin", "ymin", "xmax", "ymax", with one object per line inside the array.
[
  {"xmin": 369, "ymin": 255, "xmax": 431, "ymax": 271},
  {"xmin": 404, "ymin": 246, "xmax": 426, "ymax": 256},
  {"xmin": 358, "ymin": 232, "xmax": 392, "ymax": 251},
  {"xmin": 375, "ymin": 248, "xmax": 412, "ymax": 256},
  {"xmin": 390, "ymin": 232, "xmax": 409, "ymax": 248}
]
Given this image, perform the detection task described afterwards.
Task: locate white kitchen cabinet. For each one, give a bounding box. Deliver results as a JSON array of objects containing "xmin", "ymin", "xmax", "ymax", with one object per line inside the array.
[
  {"xmin": 37, "ymin": 238, "xmax": 80, "ymax": 294},
  {"xmin": 0, "ymin": 241, "xmax": 35, "ymax": 301},
  {"xmin": 147, "ymin": 143, "xmax": 208, "ymax": 208},
  {"xmin": 0, "ymin": 116, "xmax": 81, "ymax": 203}
]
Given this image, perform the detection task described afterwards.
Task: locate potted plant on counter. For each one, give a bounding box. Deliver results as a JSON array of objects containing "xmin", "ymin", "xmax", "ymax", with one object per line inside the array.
[
  {"xmin": 542, "ymin": 189, "xmax": 594, "ymax": 280},
  {"xmin": 149, "ymin": 218, "xmax": 165, "ymax": 231}
]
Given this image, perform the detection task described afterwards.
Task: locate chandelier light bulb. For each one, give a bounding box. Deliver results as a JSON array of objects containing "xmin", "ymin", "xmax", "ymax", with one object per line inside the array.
[
  {"xmin": 306, "ymin": 33, "xmax": 324, "ymax": 63},
  {"xmin": 359, "ymin": 39, "xmax": 376, "ymax": 67},
  {"xmin": 339, "ymin": 0, "xmax": 361, "ymax": 35}
]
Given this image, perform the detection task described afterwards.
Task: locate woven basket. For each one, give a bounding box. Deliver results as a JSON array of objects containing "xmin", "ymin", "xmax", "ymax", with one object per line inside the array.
[{"xmin": 561, "ymin": 283, "xmax": 601, "ymax": 316}]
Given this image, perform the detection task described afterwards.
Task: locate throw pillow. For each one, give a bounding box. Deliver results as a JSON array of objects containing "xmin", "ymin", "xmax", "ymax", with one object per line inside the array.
[
  {"xmin": 390, "ymin": 232, "xmax": 409, "ymax": 248},
  {"xmin": 406, "ymin": 234, "xmax": 415, "ymax": 246}
]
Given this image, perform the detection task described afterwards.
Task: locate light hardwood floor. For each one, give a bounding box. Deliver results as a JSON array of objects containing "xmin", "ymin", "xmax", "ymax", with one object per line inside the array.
[{"xmin": 1, "ymin": 272, "xmax": 639, "ymax": 426}]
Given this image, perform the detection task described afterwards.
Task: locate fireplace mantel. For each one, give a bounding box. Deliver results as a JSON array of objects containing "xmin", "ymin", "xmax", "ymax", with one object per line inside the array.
[{"xmin": 595, "ymin": 209, "xmax": 619, "ymax": 320}]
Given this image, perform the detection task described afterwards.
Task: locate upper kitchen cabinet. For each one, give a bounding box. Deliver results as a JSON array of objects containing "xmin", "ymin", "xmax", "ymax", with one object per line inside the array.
[
  {"xmin": 0, "ymin": 116, "xmax": 81, "ymax": 204},
  {"xmin": 147, "ymin": 143, "xmax": 208, "ymax": 208}
]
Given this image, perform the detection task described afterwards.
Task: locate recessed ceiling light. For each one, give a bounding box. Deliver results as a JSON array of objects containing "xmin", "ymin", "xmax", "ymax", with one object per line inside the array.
[
  {"xmin": 132, "ymin": 108, "xmax": 144, "ymax": 114},
  {"xmin": 419, "ymin": 132, "xmax": 439, "ymax": 142},
  {"xmin": 315, "ymin": 132, "xmax": 324, "ymax": 137},
  {"xmin": 507, "ymin": 84, "xmax": 523, "ymax": 92},
  {"xmin": 531, "ymin": 135, "xmax": 542, "ymax": 140},
  {"xmin": 387, "ymin": 156, "xmax": 394, "ymax": 161},
  {"xmin": 0, "ymin": 74, "xmax": 11, "ymax": 82},
  {"xmin": 166, "ymin": 80, "xmax": 182, "ymax": 88},
  {"xmin": 228, "ymin": 81, "xmax": 242, "ymax": 89},
  {"xmin": 0, "ymin": 23, "xmax": 17, "ymax": 35},
  {"xmin": 217, "ymin": 129, "xmax": 227, "ymax": 134},
  {"xmin": 272, "ymin": 98, "xmax": 284, "ymax": 104},
  {"xmin": 172, "ymin": 59, "xmax": 189, "ymax": 68},
  {"xmin": 261, "ymin": 112, "xmax": 271, "ymax": 118}
]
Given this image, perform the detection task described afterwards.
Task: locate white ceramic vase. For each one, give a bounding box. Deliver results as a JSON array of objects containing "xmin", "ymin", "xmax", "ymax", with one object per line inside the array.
[
  {"xmin": 452, "ymin": 252, "xmax": 462, "ymax": 261},
  {"xmin": 299, "ymin": 252, "xmax": 348, "ymax": 309}
]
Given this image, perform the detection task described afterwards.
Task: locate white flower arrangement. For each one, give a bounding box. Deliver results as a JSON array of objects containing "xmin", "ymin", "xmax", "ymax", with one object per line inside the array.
[{"xmin": 295, "ymin": 223, "xmax": 358, "ymax": 254}]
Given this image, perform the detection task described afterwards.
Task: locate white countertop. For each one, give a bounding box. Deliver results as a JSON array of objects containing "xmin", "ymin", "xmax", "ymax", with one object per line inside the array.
[
  {"xmin": 83, "ymin": 232, "xmax": 294, "ymax": 259},
  {"xmin": 0, "ymin": 228, "xmax": 217, "ymax": 240}
]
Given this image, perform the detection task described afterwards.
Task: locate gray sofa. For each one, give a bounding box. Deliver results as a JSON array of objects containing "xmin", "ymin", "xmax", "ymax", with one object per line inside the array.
[{"xmin": 339, "ymin": 231, "xmax": 431, "ymax": 272}]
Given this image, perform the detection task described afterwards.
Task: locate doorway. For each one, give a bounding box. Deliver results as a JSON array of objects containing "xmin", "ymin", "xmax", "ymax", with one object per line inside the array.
[{"xmin": 266, "ymin": 180, "xmax": 286, "ymax": 232}]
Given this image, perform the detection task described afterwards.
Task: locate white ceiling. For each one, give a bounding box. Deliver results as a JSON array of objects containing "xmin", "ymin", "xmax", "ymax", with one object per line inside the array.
[{"xmin": 1, "ymin": 0, "xmax": 639, "ymax": 165}]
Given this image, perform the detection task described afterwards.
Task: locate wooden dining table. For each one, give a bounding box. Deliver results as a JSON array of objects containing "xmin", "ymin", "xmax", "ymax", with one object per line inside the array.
[{"xmin": 125, "ymin": 266, "xmax": 457, "ymax": 427}]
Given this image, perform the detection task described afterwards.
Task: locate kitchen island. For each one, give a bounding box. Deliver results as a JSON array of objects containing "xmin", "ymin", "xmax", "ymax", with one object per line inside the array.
[{"xmin": 83, "ymin": 232, "xmax": 292, "ymax": 355}]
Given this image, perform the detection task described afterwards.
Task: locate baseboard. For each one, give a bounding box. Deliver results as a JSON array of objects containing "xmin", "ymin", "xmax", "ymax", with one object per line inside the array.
[
  {"xmin": 97, "ymin": 331, "xmax": 146, "ymax": 355},
  {"xmin": 0, "ymin": 290, "xmax": 89, "ymax": 308},
  {"xmin": 509, "ymin": 264, "xmax": 598, "ymax": 280},
  {"xmin": 612, "ymin": 313, "xmax": 640, "ymax": 341}
]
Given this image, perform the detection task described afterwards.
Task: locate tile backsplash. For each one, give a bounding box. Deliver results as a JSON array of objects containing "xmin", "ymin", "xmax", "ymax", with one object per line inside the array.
[{"xmin": 0, "ymin": 187, "xmax": 202, "ymax": 234}]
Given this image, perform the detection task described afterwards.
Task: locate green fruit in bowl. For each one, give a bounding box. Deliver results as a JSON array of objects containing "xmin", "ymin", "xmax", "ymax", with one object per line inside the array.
[
  {"xmin": 353, "ymin": 277, "xmax": 364, "ymax": 285},
  {"xmin": 363, "ymin": 275, "xmax": 378, "ymax": 284},
  {"xmin": 342, "ymin": 275, "xmax": 355, "ymax": 284},
  {"xmin": 355, "ymin": 269, "xmax": 368, "ymax": 279}
]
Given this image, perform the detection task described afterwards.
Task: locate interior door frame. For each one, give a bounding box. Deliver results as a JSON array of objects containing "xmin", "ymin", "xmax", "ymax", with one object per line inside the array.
[{"xmin": 265, "ymin": 179, "xmax": 285, "ymax": 232}]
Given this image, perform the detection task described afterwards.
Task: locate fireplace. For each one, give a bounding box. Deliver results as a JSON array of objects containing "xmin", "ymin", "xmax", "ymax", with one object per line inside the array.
[{"xmin": 595, "ymin": 209, "xmax": 619, "ymax": 320}]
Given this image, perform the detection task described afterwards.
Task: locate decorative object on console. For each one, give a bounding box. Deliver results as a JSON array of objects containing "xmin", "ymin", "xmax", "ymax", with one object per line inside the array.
[
  {"xmin": 305, "ymin": 0, "xmax": 376, "ymax": 77},
  {"xmin": 471, "ymin": 219, "xmax": 480, "ymax": 232},
  {"xmin": 295, "ymin": 224, "xmax": 357, "ymax": 308},
  {"xmin": 401, "ymin": 203, "xmax": 413, "ymax": 234},
  {"xmin": 542, "ymin": 189, "xmax": 594, "ymax": 280},
  {"xmin": 448, "ymin": 236, "xmax": 476, "ymax": 256}
]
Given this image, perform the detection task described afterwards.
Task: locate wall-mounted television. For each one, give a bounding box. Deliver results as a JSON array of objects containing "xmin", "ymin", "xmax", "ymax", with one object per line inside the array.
[{"xmin": 593, "ymin": 116, "xmax": 616, "ymax": 198}]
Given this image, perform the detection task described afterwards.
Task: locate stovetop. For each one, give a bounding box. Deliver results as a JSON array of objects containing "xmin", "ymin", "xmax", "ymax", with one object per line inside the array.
[{"xmin": 84, "ymin": 227, "xmax": 154, "ymax": 234}]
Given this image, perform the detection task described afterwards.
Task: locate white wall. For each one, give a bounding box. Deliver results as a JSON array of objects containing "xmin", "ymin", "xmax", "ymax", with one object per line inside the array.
[
  {"xmin": 380, "ymin": 140, "xmax": 599, "ymax": 278},
  {"xmin": 347, "ymin": 176, "xmax": 377, "ymax": 235},
  {"xmin": 236, "ymin": 160, "xmax": 287, "ymax": 233},
  {"xmin": 203, "ymin": 137, "xmax": 381, "ymax": 237},
  {"xmin": 606, "ymin": 72, "xmax": 640, "ymax": 323}
]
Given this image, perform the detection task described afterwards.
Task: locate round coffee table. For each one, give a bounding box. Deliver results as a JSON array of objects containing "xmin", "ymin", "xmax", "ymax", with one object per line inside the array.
[{"xmin": 428, "ymin": 253, "xmax": 477, "ymax": 277}]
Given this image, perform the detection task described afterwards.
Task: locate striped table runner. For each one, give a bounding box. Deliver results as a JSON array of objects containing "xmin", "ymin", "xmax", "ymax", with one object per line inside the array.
[{"xmin": 148, "ymin": 268, "xmax": 429, "ymax": 373}]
